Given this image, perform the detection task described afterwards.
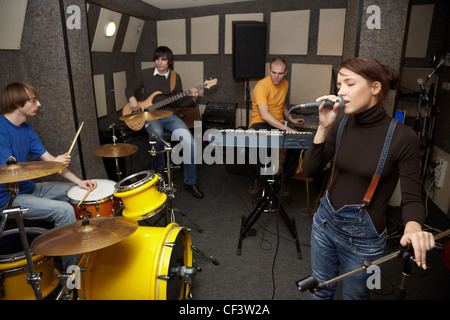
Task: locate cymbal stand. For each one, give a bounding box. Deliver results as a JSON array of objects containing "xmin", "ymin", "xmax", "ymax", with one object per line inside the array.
[
  {"xmin": 145, "ymin": 123, "xmax": 218, "ymax": 265},
  {"xmin": 110, "ymin": 123, "xmax": 122, "ymax": 181},
  {"xmin": 145, "ymin": 123, "xmax": 177, "ymax": 224},
  {"xmin": 0, "ymin": 183, "xmax": 43, "ymax": 300},
  {"xmin": 296, "ymin": 228, "xmax": 450, "ymax": 299}
]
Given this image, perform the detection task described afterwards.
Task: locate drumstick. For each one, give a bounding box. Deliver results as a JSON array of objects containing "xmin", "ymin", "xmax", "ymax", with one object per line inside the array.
[
  {"xmin": 77, "ymin": 189, "xmax": 92, "ymax": 208},
  {"xmin": 68, "ymin": 122, "xmax": 84, "ymax": 155}
]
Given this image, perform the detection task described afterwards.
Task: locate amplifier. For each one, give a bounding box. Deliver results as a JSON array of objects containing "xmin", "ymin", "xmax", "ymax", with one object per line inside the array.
[{"xmin": 202, "ymin": 102, "xmax": 237, "ymax": 129}]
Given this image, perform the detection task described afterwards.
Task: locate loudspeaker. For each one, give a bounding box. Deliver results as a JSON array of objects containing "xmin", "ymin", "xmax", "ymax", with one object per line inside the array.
[{"xmin": 233, "ymin": 21, "xmax": 267, "ymax": 79}]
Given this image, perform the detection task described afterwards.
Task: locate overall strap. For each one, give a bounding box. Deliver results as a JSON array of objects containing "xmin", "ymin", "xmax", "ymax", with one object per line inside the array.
[
  {"xmin": 363, "ymin": 118, "xmax": 398, "ymax": 204},
  {"xmin": 327, "ymin": 115, "xmax": 349, "ymax": 191}
]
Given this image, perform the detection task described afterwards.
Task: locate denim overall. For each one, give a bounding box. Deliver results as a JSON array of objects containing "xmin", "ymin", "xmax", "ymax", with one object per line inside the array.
[{"xmin": 310, "ymin": 116, "xmax": 398, "ymax": 300}]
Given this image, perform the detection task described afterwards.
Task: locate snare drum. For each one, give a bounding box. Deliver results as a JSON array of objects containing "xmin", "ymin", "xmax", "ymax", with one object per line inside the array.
[
  {"xmin": 78, "ymin": 223, "xmax": 193, "ymax": 300},
  {"xmin": 0, "ymin": 228, "xmax": 59, "ymax": 300},
  {"xmin": 114, "ymin": 171, "xmax": 167, "ymax": 220},
  {"xmin": 67, "ymin": 179, "xmax": 120, "ymax": 220}
]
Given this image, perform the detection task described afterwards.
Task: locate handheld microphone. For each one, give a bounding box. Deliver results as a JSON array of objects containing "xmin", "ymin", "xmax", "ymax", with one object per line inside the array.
[
  {"xmin": 291, "ymin": 96, "xmax": 344, "ymax": 110},
  {"xmin": 417, "ymin": 78, "xmax": 429, "ymax": 101}
]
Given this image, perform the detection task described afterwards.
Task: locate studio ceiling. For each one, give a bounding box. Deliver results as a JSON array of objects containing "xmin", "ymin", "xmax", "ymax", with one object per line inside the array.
[{"xmin": 140, "ymin": 0, "xmax": 255, "ymax": 10}]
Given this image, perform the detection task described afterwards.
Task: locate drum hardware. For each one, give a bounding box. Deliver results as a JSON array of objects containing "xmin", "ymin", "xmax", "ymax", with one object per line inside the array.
[
  {"xmin": 0, "ymin": 206, "xmax": 43, "ymax": 300},
  {"xmin": 30, "ymin": 216, "xmax": 138, "ymax": 256},
  {"xmin": 93, "ymin": 123, "xmax": 138, "ymax": 181},
  {"xmin": 67, "ymin": 179, "xmax": 120, "ymax": 220},
  {"xmin": 114, "ymin": 171, "xmax": 167, "ymax": 222},
  {"xmin": 145, "ymin": 123, "xmax": 180, "ymax": 224},
  {"xmin": 296, "ymin": 228, "xmax": 450, "ymax": 299},
  {"xmin": 119, "ymin": 109, "xmax": 174, "ymax": 123},
  {"xmin": 0, "ymin": 159, "xmax": 67, "ymax": 184},
  {"xmin": 75, "ymin": 223, "xmax": 195, "ymax": 300},
  {"xmin": 0, "ymin": 158, "xmax": 68, "ymax": 300},
  {"xmin": 145, "ymin": 123, "xmax": 218, "ymax": 265}
]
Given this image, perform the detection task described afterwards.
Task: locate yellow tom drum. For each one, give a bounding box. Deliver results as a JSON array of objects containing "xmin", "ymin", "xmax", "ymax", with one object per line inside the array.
[
  {"xmin": 78, "ymin": 223, "xmax": 193, "ymax": 300},
  {"xmin": 0, "ymin": 228, "xmax": 59, "ymax": 300},
  {"xmin": 114, "ymin": 170, "xmax": 167, "ymax": 220}
]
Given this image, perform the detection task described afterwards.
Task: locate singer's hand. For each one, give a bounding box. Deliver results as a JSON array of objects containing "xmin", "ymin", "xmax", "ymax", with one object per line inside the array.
[
  {"xmin": 316, "ymin": 95, "xmax": 340, "ymax": 128},
  {"xmin": 400, "ymin": 221, "xmax": 435, "ymax": 270}
]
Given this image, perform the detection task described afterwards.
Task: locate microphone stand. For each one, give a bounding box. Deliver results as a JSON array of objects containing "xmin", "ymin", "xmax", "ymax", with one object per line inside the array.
[
  {"xmin": 110, "ymin": 123, "xmax": 122, "ymax": 181},
  {"xmin": 296, "ymin": 228, "xmax": 450, "ymax": 299}
]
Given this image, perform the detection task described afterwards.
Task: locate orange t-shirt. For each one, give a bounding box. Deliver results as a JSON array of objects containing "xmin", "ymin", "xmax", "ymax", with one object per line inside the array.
[{"xmin": 249, "ymin": 76, "xmax": 289, "ymax": 127}]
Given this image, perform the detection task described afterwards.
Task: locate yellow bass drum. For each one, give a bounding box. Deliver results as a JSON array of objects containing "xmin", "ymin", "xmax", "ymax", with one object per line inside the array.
[{"xmin": 78, "ymin": 223, "xmax": 193, "ymax": 300}]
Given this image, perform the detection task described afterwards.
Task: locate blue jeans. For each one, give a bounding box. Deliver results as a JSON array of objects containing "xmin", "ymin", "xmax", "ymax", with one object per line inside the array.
[
  {"xmin": 1, "ymin": 181, "xmax": 80, "ymax": 269},
  {"xmin": 310, "ymin": 191, "xmax": 386, "ymax": 300},
  {"xmin": 6, "ymin": 182, "xmax": 76, "ymax": 227},
  {"xmin": 145, "ymin": 114, "xmax": 197, "ymax": 185}
]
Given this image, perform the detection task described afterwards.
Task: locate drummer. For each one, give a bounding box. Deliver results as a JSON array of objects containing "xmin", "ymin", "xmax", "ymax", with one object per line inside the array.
[{"xmin": 0, "ymin": 82, "xmax": 97, "ymax": 268}]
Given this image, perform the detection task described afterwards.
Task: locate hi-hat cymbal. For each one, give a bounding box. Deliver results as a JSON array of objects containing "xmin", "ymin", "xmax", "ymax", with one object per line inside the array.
[
  {"xmin": 93, "ymin": 143, "xmax": 138, "ymax": 158},
  {"xmin": 119, "ymin": 110, "xmax": 173, "ymax": 122},
  {"xmin": 30, "ymin": 216, "xmax": 138, "ymax": 256},
  {"xmin": 0, "ymin": 161, "xmax": 67, "ymax": 184}
]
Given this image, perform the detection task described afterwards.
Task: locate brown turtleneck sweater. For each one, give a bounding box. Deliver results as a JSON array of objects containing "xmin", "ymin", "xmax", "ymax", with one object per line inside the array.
[{"xmin": 302, "ymin": 104, "xmax": 425, "ymax": 234}]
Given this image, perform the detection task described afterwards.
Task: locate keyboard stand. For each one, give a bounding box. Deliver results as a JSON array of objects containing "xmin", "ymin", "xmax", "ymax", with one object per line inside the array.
[{"xmin": 237, "ymin": 166, "xmax": 303, "ymax": 259}]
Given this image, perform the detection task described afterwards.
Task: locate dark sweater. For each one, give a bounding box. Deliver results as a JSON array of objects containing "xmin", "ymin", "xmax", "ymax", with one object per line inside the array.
[
  {"xmin": 125, "ymin": 67, "xmax": 195, "ymax": 113},
  {"xmin": 302, "ymin": 104, "xmax": 425, "ymax": 234}
]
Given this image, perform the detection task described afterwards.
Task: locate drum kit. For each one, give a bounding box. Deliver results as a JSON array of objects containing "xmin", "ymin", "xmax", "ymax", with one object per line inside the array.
[{"xmin": 0, "ymin": 109, "xmax": 214, "ymax": 300}]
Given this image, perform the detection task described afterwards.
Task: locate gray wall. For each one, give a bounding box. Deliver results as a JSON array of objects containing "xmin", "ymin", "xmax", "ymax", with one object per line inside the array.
[
  {"xmin": 1, "ymin": 0, "xmax": 449, "ymax": 181},
  {"xmin": 0, "ymin": 0, "xmax": 106, "ymax": 180}
]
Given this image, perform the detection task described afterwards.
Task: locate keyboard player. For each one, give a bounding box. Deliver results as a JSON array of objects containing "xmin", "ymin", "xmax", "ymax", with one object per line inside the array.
[{"xmin": 247, "ymin": 57, "xmax": 304, "ymax": 194}]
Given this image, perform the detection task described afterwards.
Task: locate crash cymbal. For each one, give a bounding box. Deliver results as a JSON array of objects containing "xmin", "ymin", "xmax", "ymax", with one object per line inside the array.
[
  {"xmin": 30, "ymin": 216, "xmax": 138, "ymax": 256},
  {"xmin": 93, "ymin": 143, "xmax": 138, "ymax": 158},
  {"xmin": 0, "ymin": 161, "xmax": 67, "ymax": 184},
  {"xmin": 119, "ymin": 110, "xmax": 173, "ymax": 122}
]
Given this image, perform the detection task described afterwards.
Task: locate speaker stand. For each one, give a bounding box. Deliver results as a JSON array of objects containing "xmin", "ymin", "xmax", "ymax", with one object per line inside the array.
[{"xmin": 245, "ymin": 78, "xmax": 250, "ymax": 129}]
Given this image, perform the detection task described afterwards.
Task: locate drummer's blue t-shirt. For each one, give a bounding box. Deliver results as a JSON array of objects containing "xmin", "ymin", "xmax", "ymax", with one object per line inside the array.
[{"xmin": 0, "ymin": 115, "xmax": 47, "ymax": 208}]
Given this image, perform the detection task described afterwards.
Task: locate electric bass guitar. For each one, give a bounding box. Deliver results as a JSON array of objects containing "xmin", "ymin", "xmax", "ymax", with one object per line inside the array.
[{"xmin": 122, "ymin": 78, "xmax": 217, "ymax": 131}]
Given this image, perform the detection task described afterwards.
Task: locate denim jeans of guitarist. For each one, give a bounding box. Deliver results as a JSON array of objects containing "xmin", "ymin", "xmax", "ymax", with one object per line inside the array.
[{"xmin": 145, "ymin": 114, "xmax": 197, "ymax": 185}]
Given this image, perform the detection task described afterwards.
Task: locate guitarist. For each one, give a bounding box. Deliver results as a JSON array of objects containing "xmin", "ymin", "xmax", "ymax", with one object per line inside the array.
[{"xmin": 125, "ymin": 46, "xmax": 203, "ymax": 198}]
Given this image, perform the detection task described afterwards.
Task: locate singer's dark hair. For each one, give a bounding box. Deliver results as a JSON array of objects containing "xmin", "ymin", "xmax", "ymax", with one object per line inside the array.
[
  {"xmin": 338, "ymin": 58, "xmax": 400, "ymax": 106},
  {"xmin": 0, "ymin": 82, "xmax": 38, "ymax": 115}
]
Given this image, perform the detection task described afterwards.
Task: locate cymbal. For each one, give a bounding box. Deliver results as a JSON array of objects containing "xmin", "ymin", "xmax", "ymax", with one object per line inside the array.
[
  {"xmin": 30, "ymin": 216, "xmax": 138, "ymax": 256},
  {"xmin": 93, "ymin": 143, "xmax": 138, "ymax": 158},
  {"xmin": 119, "ymin": 110, "xmax": 173, "ymax": 122},
  {"xmin": 0, "ymin": 161, "xmax": 67, "ymax": 184}
]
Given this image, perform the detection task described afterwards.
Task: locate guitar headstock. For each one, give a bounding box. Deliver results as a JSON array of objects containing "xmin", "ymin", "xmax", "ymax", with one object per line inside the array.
[{"xmin": 203, "ymin": 78, "xmax": 218, "ymax": 89}]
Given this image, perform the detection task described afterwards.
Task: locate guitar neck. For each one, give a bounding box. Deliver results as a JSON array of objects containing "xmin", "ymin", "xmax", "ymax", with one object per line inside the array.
[{"xmin": 144, "ymin": 83, "xmax": 205, "ymax": 111}]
